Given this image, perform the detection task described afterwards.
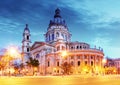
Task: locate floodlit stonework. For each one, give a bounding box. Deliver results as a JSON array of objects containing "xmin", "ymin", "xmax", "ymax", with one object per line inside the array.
[{"xmin": 22, "ymin": 8, "xmax": 104, "ymax": 75}]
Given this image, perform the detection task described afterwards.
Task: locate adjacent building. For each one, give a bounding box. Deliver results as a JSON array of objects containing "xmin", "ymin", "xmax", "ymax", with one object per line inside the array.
[
  {"xmin": 114, "ymin": 58, "xmax": 120, "ymax": 74},
  {"xmin": 22, "ymin": 8, "xmax": 104, "ymax": 75}
]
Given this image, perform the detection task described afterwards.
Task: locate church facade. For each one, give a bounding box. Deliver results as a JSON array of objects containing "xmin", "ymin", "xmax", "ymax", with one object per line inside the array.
[{"xmin": 22, "ymin": 8, "xmax": 104, "ymax": 75}]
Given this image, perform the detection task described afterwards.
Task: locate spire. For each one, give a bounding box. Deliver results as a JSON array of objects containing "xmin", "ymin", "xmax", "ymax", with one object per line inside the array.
[
  {"xmin": 54, "ymin": 8, "xmax": 61, "ymax": 18},
  {"xmin": 26, "ymin": 24, "xmax": 28, "ymax": 28},
  {"xmin": 24, "ymin": 24, "xmax": 30, "ymax": 32}
]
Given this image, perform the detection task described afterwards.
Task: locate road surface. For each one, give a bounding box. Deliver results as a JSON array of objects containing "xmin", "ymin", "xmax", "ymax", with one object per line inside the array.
[{"xmin": 0, "ymin": 75, "xmax": 120, "ymax": 85}]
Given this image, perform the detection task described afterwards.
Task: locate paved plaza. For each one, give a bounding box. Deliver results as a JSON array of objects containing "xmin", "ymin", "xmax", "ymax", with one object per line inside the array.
[{"xmin": 0, "ymin": 75, "xmax": 120, "ymax": 85}]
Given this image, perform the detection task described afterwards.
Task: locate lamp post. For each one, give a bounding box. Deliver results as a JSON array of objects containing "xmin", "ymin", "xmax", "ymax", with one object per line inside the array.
[
  {"xmin": 61, "ymin": 51, "xmax": 67, "ymax": 59},
  {"xmin": 7, "ymin": 46, "xmax": 20, "ymax": 77},
  {"xmin": 61, "ymin": 51, "xmax": 68, "ymax": 75},
  {"xmin": 61, "ymin": 51, "xmax": 68, "ymax": 65},
  {"xmin": 102, "ymin": 59, "xmax": 107, "ymax": 75}
]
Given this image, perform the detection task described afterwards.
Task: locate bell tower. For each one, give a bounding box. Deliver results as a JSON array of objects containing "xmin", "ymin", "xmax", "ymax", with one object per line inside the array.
[{"xmin": 22, "ymin": 24, "xmax": 31, "ymax": 64}]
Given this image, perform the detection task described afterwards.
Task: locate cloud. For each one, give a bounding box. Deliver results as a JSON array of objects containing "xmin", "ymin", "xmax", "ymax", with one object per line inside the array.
[
  {"xmin": 103, "ymin": 46, "xmax": 120, "ymax": 58},
  {"xmin": 90, "ymin": 32, "xmax": 112, "ymax": 47},
  {"xmin": 31, "ymin": 31, "xmax": 44, "ymax": 36},
  {"xmin": 0, "ymin": 17, "xmax": 22, "ymax": 34},
  {"xmin": 91, "ymin": 37, "xmax": 112, "ymax": 47}
]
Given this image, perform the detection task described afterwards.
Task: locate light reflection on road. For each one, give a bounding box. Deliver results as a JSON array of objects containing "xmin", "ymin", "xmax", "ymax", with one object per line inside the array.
[{"xmin": 0, "ymin": 76, "xmax": 120, "ymax": 85}]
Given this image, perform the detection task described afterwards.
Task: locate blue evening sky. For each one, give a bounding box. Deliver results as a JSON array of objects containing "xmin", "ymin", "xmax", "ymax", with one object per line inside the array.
[{"xmin": 0, "ymin": 0, "xmax": 120, "ymax": 58}]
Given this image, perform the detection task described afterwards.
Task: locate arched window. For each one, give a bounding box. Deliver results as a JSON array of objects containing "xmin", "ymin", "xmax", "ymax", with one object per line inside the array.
[
  {"xmin": 52, "ymin": 34, "xmax": 54, "ymax": 40},
  {"xmin": 80, "ymin": 46, "xmax": 82, "ymax": 49},
  {"xmin": 61, "ymin": 33, "xmax": 64, "ymax": 38},
  {"xmin": 27, "ymin": 48, "xmax": 29, "ymax": 52},
  {"xmin": 65, "ymin": 35, "xmax": 67, "ymax": 41},
  {"xmin": 27, "ymin": 35, "xmax": 29, "ymax": 40},
  {"xmin": 85, "ymin": 61, "xmax": 87, "ymax": 65},
  {"xmin": 91, "ymin": 61, "xmax": 93, "ymax": 66},
  {"xmin": 56, "ymin": 32, "xmax": 59, "ymax": 37},
  {"xmin": 57, "ymin": 62, "xmax": 59, "ymax": 66},
  {"xmin": 57, "ymin": 70, "xmax": 59, "ymax": 73},
  {"xmin": 49, "ymin": 34, "xmax": 50, "ymax": 41},
  {"xmin": 78, "ymin": 61, "xmax": 80, "ymax": 66},
  {"xmin": 76, "ymin": 46, "xmax": 79, "ymax": 49},
  {"xmin": 36, "ymin": 54, "xmax": 40, "ymax": 58},
  {"xmin": 71, "ymin": 46, "xmax": 73, "ymax": 50},
  {"xmin": 48, "ymin": 61, "xmax": 50, "ymax": 67},
  {"xmin": 57, "ymin": 46, "xmax": 60, "ymax": 51},
  {"xmin": 91, "ymin": 56, "xmax": 93, "ymax": 59}
]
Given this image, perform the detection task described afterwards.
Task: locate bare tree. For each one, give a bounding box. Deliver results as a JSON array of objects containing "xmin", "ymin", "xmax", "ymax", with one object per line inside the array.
[{"xmin": 61, "ymin": 62, "xmax": 72, "ymax": 75}]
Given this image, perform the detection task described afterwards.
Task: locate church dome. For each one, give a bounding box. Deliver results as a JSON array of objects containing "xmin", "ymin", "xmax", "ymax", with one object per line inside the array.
[
  {"xmin": 48, "ymin": 8, "xmax": 68, "ymax": 31},
  {"xmin": 45, "ymin": 8, "xmax": 71, "ymax": 44}
]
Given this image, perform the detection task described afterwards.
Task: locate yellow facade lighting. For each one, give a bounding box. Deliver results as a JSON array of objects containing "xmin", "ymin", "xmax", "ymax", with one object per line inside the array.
[
  {"xmin": 61, "ymin": 51, "xmax": 67, "ymax": 58},
  {"xmin": 102, "ymin": 59, "xmax": 107, "ymax": 64}
]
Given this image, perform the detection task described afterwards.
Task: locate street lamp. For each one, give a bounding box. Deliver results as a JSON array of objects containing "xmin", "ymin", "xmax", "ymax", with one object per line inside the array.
[
  {"xmin": 61, "ymin": 51, "xmax": 67, "ymax": 58},
  {"xmin": 61, "ymin": 51, "xmax": 68, "ymax": 64},
  {"xmin": 102, "ymin": 59, "xmax": 107, "ymax": 75},
  {"xmin": 102, "ymin": 59, "xmax": 107, "ymax": 64},
  {"xmin": 7, "ymin": 46, "xmax": 20, "ymax": 76},
  {"xmin": 61, "ymin": 51, "xmax": 68, "ymax": 75}
]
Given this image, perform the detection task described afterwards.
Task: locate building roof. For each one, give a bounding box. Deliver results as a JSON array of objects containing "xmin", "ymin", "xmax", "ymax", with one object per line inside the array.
[
  {"xmin": 113, "ymin": 58, "xmax": 120, "ymax": 61},
  {"xmin": 31, "ymin": 41, "xmax": 54, "ymax": 50}
]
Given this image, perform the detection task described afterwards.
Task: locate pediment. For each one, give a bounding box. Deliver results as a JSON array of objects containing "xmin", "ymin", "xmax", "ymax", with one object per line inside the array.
[
  {"xmin": 31, "ymin": 42, "xmax": 46, "ymax": 50},
  {"xmin": 33, "ymin": 43, "xmax": 40, "ymax": 48}
]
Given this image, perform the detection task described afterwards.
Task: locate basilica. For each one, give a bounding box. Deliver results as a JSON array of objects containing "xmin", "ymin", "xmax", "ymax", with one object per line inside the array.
[{"xmin": 22, "ymin": 8, "xmax": 104, "ymax": 75}]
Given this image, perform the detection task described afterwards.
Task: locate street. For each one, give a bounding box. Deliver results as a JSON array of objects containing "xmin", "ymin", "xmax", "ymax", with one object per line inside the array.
[{"xmin": 0, "ymin": 75, "xmax": 120, "ymax": 85}]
